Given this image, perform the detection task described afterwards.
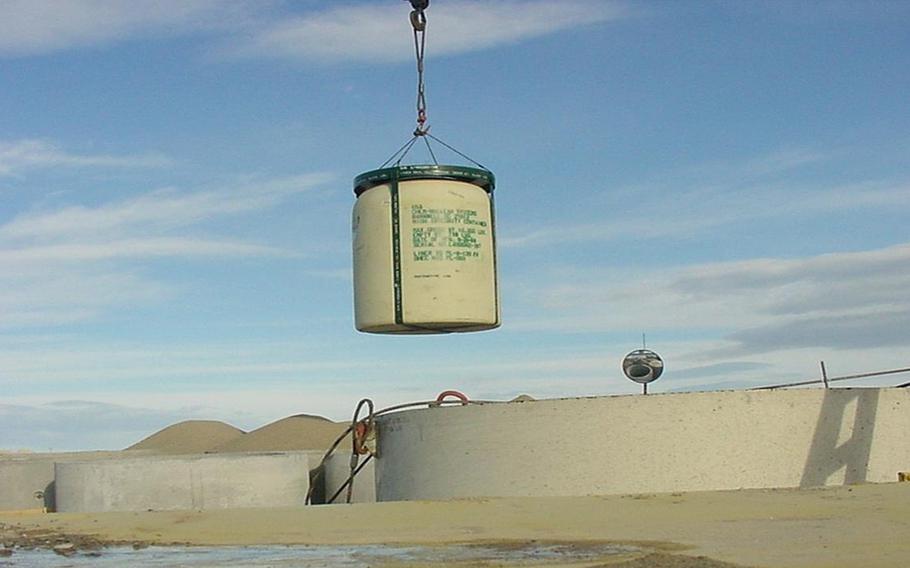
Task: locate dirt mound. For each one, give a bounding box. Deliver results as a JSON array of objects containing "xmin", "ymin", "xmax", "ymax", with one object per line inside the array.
[
  {"xmin": 510, "ymin": 394, "xmax": 536, "ymax": 402},
  {"xmin": 212, "ymin": 414, "xmax": 348, "ymax": 453},
  {"xmin": 126, "ymin": 420, "xmax": 245, "ymax": 454}
]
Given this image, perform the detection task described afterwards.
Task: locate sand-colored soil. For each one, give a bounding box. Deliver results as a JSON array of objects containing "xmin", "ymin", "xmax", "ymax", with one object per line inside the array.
[
  {"xmin": 125, "ymin": 420, "xmax": 245, "ymax": 454},
  {"xmin": 2, "ymin": 483, "xmax": 908, "ymax": 567},
  {"xmin": 211, "ymin": 414, "xmax": 348, "ymax": 453},
  {"xmin": 123, "ymin": 414, "xmax": 348, "ymax": 455}
]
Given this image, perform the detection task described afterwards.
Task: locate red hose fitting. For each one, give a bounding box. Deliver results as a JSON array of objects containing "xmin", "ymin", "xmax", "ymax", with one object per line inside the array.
[{"xmin": 435, "ymin": 390, "xmax": 469, "ymax": 405}]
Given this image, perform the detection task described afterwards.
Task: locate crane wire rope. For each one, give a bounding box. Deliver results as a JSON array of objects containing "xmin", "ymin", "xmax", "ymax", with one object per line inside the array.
[
  {"xmin": 305, "ymin": 392, "xmax": 497, "ymax": 505},
  {"xmin": 377, "ymin": 0, "xmax": 487, "ymax": 170},
  {"xmin": 411, "ymin": 0, "xmax": 429, "ymax": 137}
]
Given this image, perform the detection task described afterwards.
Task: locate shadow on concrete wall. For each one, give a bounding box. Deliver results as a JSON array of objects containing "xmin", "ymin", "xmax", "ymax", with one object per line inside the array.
[
  {"xmin": 43, "ymin": 481, "xmax": 56, "ymax": 511},
  {"xmin": 800, "ymin": 389, "xmax": 880, "ymax": 488},
  {"xmin": 309, "ymin": 464, "xmax": 326, "ymax": 504}
]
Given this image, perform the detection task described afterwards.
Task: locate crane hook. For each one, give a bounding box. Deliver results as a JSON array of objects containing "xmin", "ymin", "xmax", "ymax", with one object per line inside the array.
[
  {"xmin": 410, "ymin": 10, "xmax": 427, "ymax": 32},
  {"xmin": 406, "ymin": 0, "xmax": 429, "ymax": 32}
]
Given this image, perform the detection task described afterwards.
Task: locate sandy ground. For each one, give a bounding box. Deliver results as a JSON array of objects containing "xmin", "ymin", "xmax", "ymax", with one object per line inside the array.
[{"xmin": 2, "ymin": 483, "xmax": 909, "ymax": 567}]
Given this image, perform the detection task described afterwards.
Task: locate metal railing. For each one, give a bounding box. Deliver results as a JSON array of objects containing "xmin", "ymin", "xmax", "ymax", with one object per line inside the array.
[{"xmin": 752, "ymin": 364, "xmax": 910, "ymax": 390}]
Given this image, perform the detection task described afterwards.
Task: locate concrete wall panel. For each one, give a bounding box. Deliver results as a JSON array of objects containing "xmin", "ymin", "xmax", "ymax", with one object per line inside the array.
[
  {"xmin": 55, "ymin": 452, "xmax": 310, "ymax": 513},
  {"xmin": 0, "ymin": 459, "xmax": 55, "ymax": 512},
  {"xmin": 0, "ymin": 451, "xmax": 139, "ymax": 512},
  {"xmin": 374, "ymin": 388, "xmax": 910, "ymax": 501}
]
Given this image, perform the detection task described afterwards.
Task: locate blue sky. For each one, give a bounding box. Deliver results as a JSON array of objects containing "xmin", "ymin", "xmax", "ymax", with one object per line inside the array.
[{"xmin": 1, "ymin": 0, "xmax": 908, "ymax": 451}]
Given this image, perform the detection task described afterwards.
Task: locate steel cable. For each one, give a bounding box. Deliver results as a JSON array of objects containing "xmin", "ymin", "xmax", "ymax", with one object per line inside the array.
[
  {"xmin": 305, "ymin": 395, "xmax": 502, "ymax": 505},
  {"xmin": 410, "ymin": 3, "xmax": 429, "ymax": 135},
  {"xmin": 371, "ymin": 0, "xmax": 490, "ymax": 171}
]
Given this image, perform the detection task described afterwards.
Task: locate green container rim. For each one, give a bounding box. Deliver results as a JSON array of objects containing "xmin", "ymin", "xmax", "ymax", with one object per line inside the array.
[{"xmin": 354, "ymin": 164, "xmax": 495, "ymax": 196}]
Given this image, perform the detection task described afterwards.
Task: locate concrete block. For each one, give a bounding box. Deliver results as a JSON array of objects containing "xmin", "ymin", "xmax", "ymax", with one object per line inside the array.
[
  {"xmin": 0, "ymin": 458, "xmax": 54, "ymax": 512},
  {"xmin": 55, "ymin": 452, "xmax": 310, "ymax": 513},
  {"xmin": 0, "ymin": 451, "xmax": 136, "ymax": 512}
]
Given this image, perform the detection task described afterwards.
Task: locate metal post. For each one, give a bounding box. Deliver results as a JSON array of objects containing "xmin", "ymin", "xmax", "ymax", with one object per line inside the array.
[{"xmin": 820, "ymin": 361, "xmax": 829, "ymax": 389}]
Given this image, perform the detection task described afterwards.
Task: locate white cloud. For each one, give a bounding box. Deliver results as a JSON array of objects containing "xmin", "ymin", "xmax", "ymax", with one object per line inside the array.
[
  {"xmin": 0, "ymin": 238, "xmax": 290, "ymax": 264},
  {"xmin": 0, "ymin": 0, "xmax": 250, "ymax": 57},
  {"xmin": 511, "ymin": 242, "xmax": 910, "ymax": 359},
  {"xmin": 230, "ymin": 0, "xmax": 628, "ymax": 63},
  {"xmin": 0, "ymin": 0, "xmax": 628, "ymax": 62},
  {"xmin": 0, "ymin": 173, "xmax": 333, "ymax": 329},
  {"xmin": 684, "ymin": 147, "xmax": 826, "ymax": 181},
  {"xmin": 0, "ymin": 173, "xmax": 332, "ymax": 241},
  {"xmin": 0, "ymin": 400, "xmax": 240, "ymax": 451},
  {"xmin": 725, "ymin": 309, "xmax": 910, "ymax": 354},
  {"xmin": 0, "ymin": 268, "xmax": 167, "ymax": 328},
  {"xmin": 502, "ymin": 156, "xmax": 910, "ymax": 249},
  {"xmin": 0, "ymin": 139, "xmax": 172, "ymax": 176},
  {"xmin": 671, "ymin": 244, "xmax": 910, "ymax": 309},
  {"xmin": 0, "ymin": 0, "xmax": 626, "ymax": 62},
  {"xmin": 0, "ymin": 341, "xmax": 374, "ymax": 382}
]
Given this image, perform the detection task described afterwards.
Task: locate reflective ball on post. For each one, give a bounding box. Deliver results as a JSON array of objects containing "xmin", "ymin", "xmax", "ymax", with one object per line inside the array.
[{"xmin": 622, "ymin": 349, "xmax": 664, "ymax": 394}]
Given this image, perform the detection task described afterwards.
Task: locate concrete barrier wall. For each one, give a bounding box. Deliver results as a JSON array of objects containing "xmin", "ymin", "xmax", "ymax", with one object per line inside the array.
[
  {"xmin": 374, "ymin": 388, "xmax": 910, "ymax": 501},
  {"xmin": 323, "ymin": 453, "xmax": 376, "ymax": 504},
  {"xmin": 0, "ymin": 451, "xmax": 139, "ymax": 511},
  {"xmin": 55, "ymin": 452, "xmax": 310, "ymax": 512},
  {"xmin": 0, "ymin": 458, "xmax": 56, "ymax": 512}
]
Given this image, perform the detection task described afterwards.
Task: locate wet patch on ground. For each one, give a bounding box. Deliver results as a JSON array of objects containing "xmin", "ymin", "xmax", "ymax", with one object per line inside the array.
[
  {"xmin": 1, "ymin": 522, "xmax": 750, "ymax": 567},
  {"xmin": 0, "ymin": 539, "xmax": 751, "ymax": 567}
]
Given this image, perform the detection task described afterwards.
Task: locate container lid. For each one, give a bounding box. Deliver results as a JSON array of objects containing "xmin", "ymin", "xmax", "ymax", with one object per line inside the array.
[{"xmin": 354, "ymin": 164, "xmax": 495, "ymax": 196}]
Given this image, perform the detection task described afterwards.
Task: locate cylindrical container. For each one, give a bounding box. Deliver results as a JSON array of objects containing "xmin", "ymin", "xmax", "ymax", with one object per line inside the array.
[{"xmin": 352, "ymin": 164, "xmax": 499, "ymax": 334}]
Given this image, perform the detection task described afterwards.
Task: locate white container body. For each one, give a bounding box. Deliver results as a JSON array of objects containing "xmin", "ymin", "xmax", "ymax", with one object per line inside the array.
[{"xmin": 353, "ymin": 172, "xmax": 499, "ymax": 333}]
